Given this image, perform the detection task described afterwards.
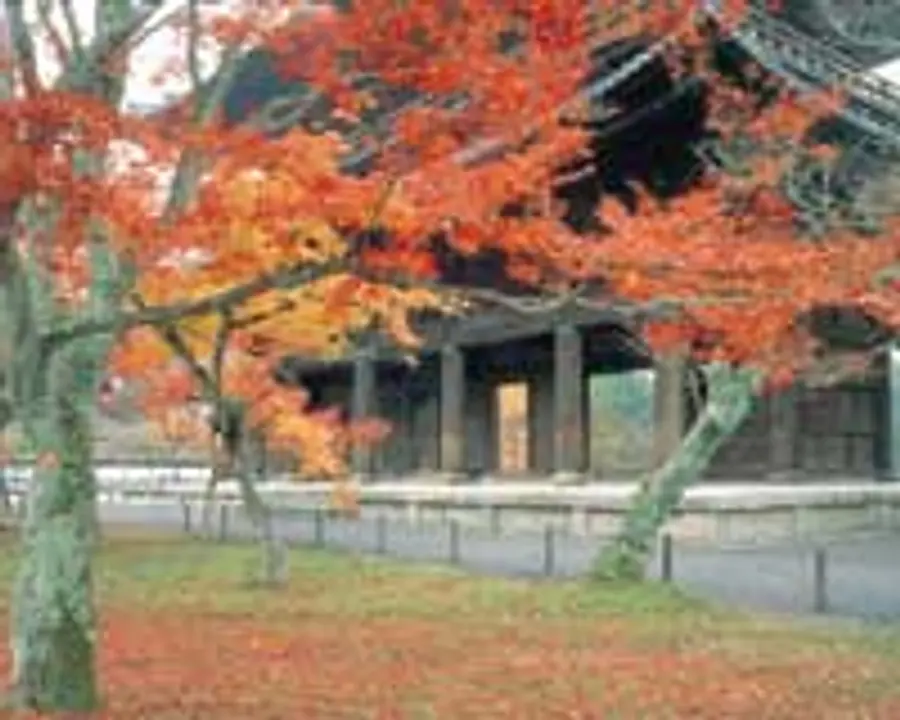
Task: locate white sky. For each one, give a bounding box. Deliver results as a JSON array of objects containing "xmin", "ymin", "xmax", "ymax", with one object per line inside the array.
[
  {"xmin": 2, "ymin": 1, "xmax": 312, "ymax": 211},
  {"xmin": 871, "ymin": 57, "xmax": 900, "ymax": 88},
  {"xmin": 12, "ymin": 1, "xmax": 316, "ymax": 112},
  {"xmin": 8, "ymin": 2, "xmax": 900, "ymax": 105},
  {"xmin": 19, "ymin": 0, "xmax": 235, "ymax": 112}
]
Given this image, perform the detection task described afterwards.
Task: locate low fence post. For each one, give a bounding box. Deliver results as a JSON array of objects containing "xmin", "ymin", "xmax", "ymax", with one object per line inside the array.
[
  {"xmin": 543, "ymin": 526, "xmax": 556, "ymax": 577},
  {"xmin": 313, "ymin": 507, "xmax": 325, "ymax": 547},
  {"xmin": 490, "ymin": 506, "xmax": 501, "ymax": 538},
  {"xmin": 375, "ymin": 514, "xmax": 388, "ymax": 554},
  {"xmin": 659, "ymin": 532, "xmax": 673, "ymax": 583},
  {"xmin": 813, "ymin": 546, "xmax": 828, "ymax": 614},
  {"xmin": 181, "ymin": 500, "xmax": 192, "ymax": 535},
  {"xmin": 218, "ymin": 504, "xmax": 229, "ymax": 542},
  {"xmin": 448, "ymin": 519, "xmax": 461, "ymax": 564}
]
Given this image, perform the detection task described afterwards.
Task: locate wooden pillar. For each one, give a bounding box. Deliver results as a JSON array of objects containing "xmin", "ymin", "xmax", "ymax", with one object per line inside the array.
[
  {"xmin": 461, "ymin": 371, "xmax": 491, "ymax": 479},
  {"xmin": 768, "ymin": 384, "xmax": 799, "ymax": 480},
  {"xmin": 529, "ymin": 368, "xmax": 554, "ymax": 473},
  {"xmin": 439, "ymin": 344, "xmax": 465, "ymax": 480},
  {"xmin": 886, "ymin": 346, "xmax": 900, "ymax": 480},
  {"xmin": 351, "ymin": 351, "xmax": 375, "ymax": 478},
  {"xmin": 653, "ymin": 353, "xmax": 687, "ymax": 468},
  {"xmin": 553, "ymin": 325, "xmax": 584, "ymax": 481},
  {"xmin": 406, "ymin": 359, "xmax": 440, "ymax": 472}
]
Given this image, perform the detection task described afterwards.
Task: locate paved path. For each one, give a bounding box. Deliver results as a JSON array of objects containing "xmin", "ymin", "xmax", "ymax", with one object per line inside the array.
[{"xmin": 96, "ymin": 501, "xmax": 900, "ymax": 623}]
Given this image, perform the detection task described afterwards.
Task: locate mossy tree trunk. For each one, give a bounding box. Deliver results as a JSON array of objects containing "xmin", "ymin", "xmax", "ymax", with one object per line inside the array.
[
  {"xmin": 0, "ymin": 155, "xmax": 111, "ymax": 714},
  {"xmin": 593, "ymin": 366, "xmax": 762, "ymax": 581},
  {"xmin": 0, "ymin": 0, "xmax": 231, "ymax": 710},
  {"xmin": 9, "ymin": 350, "xmax": 99, "ymax": 712},
  {"xmin": 0, "ymin": 190, "xmax": 100, "ymax": 711}
]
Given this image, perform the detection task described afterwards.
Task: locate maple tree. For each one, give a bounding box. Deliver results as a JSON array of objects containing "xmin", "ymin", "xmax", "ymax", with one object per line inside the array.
[
  {"xmin": 0, "ymin": 0, "xmax": 610, "ymax": 712},
  {"xmin": 0, "ymin": 0, "xmax": 894, "ymax": 712}
]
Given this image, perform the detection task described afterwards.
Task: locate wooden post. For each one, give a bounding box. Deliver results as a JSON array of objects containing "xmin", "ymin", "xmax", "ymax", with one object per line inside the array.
[
  {"xmin": 886, "ymin": 346, "xmax": 900, "ymax": 480},
  {"xmin": 448, "ymin": 519, "xmax": 461, "ymax": 564},
  {"xmin": 490, "ymin": 505, "xmax": 501, "ymax": 537},
  {"xmin": 543, "ymin": 526, "xmax": 556, "ymax": 576},
  {"xmin": 813, "ymin": 546, "xmax": 828, "ymax": 613},
  {"xmin": 553, "ymin": 325, "xmax": 584, "ymax": 480},
  {"xmin": 375, "ymin": 514, "xmax": 387, "ymax": 554},
  {"xmin": 659, "ymin": 532, "xmax": 673, "ymax": 583},
  {"xmin": 768, "ymin": 384, "xmax": 798, "ymax": 479},
  {"xmin": 653, "ymin": 353, "xmax": 687, "ymax": 469},
  {"xmin": 218, "ymin": 504, "xmax": 229, "ymax": 542},
  {"xmin": 351, "ymin": 351, "xmax": 376, "ymax": 478},
  {"xmin": 313, "ymin": 508, "xmax": 325, "ymax": 546},
  {"xmin": 181, "ymin": 500, "xmax": 192, "ymax": 535},
  {"xmin": 439, "ymin": 345, "xmax": 466, "ymax": 480}
]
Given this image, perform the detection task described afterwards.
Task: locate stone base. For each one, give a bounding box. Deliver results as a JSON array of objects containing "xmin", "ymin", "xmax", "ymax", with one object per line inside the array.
[
  {"xmin": 416, "ymin": 472, "xmax": 467, "ymax": 485},
  {"xmin": 86, "ymin": 473, "xmax": 900, "ymax": 546},
  {"xmin": 551, "ymin": 472, "xmax": 585, "ymax": 486}
]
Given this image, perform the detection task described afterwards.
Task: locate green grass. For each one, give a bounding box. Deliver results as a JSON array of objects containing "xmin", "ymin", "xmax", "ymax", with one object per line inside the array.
[
  {"xmin": 0, "ymin": 531, "xmax": 709, "ymax": 618},
  {"xmin": 2, "ymin": 529, "xmax": 898, "ymax": 653},
  {"xmin": 2, "ymin": 531, "xmax": 900, "ymax": 718}
]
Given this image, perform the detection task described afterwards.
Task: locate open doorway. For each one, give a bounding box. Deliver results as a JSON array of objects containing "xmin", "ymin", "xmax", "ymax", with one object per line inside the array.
[
  {"xmin": 587, "ymin": 369, "xmax": 655, "ymax": 477},
  {"xmin": 495, "ymin": 381, "xmax": 530, "ymax": 474}
]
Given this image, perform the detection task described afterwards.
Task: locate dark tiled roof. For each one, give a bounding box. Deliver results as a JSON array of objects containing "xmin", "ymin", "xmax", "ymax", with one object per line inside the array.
[{"xmin": 772, "ymin": 0, "xmax": 900, "ymax": 69}]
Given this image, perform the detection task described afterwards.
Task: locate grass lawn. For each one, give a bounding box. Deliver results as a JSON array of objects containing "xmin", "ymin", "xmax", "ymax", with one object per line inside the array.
[{"xmin": 0, "ymin": 531, "xmax": 899, "ymax": 718}]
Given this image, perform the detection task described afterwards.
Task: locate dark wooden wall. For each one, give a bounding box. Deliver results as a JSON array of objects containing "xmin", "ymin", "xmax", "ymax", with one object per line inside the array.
[{"xmin": 707, "ymin": 373, "xmax": 886, "ymax": 479}]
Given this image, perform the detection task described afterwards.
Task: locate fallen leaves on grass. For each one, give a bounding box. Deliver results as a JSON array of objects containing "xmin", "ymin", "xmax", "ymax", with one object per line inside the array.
[
  {"xmin": 1, "ymin": 609, "xmax": 898, "ymax": 719},
  {"xmin": 1, "ymin": 542, "xmax": 898, "ymax": 718}
]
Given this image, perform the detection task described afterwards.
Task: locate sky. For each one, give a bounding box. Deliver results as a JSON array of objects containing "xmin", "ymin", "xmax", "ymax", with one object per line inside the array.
[
  {"xmin": 18, "ymin": 0, "xmax": 233, "ymax": 112},
  {"xmin": 873, "ymin": 57, "xmax": 900, "ymax": 87},
  {"xmin": 4, "ymin": 2, "xmax": 900, "ymax": 104},
  {"xmin": 2, "ymin": 1, "xmax": 312, "ymax": 205}
]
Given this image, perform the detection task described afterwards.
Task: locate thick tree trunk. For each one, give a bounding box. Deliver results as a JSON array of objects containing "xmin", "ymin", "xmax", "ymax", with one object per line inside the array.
[
  {"xmin": 9, "ymin": 361, "xmax": 98, "ymax": 712},
  {"xmin": 592, "ymin": 367, "xmax": 762, "ymax": 581}
]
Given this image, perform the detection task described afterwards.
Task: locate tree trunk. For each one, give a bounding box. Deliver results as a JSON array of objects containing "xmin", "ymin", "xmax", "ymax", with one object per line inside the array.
[
  {"xmin": 236, "ymin": 426, "xmax": 286, "ymax": 586},
  {"xmin": 201, "ymin": 456, "xmax": 223, "ymax": 539},
  {"xmin": 592, "ymin": 366, "xmax": 762, "ymax": 581},
  {"xmin": 9, "ymin": 358, "xmax": 98, "ymax": 712}
]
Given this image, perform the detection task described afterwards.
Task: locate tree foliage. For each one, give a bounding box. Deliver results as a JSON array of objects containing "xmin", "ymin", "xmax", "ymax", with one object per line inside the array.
[
  {"xmin": 0, "ymin": 0, "xmax": 626, "ymax": 710},
  {"xmin": 0, "ymin": 0, "xmax": 602, "ymax": 476},
  {"xmin": 4, "ymin": 0, "xmax": 900, "ymax": 709}
]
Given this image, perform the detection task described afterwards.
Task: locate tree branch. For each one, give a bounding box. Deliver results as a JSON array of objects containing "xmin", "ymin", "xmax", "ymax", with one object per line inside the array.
[
  {"xmin": 159, "ymin": 46, "xmax": 243, "ymax": 221},
  {"xmin": 130, "ymin": 293, "xmax": 217, "ymax": 397},
  {"xmin": 43, "ymin": 258, "xmax": 349, "ymax": 348},
  {"xmin": 35, "ymin": 0, "xmax": 71, "ymax": 69},
  {"xmin": 4, "ymin": 0, "xmax": 42, "ymax": 95},
  {"xmin": 211, "ymin": 308, "xmax": 232, "ymax": 393},
  {"xmin": 57, "ymin": 0, "xmax": 85, "ymax": 61},
  {"xmin": 186, "ymin": 0, "xmax": 203, "ymax": 94}
]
